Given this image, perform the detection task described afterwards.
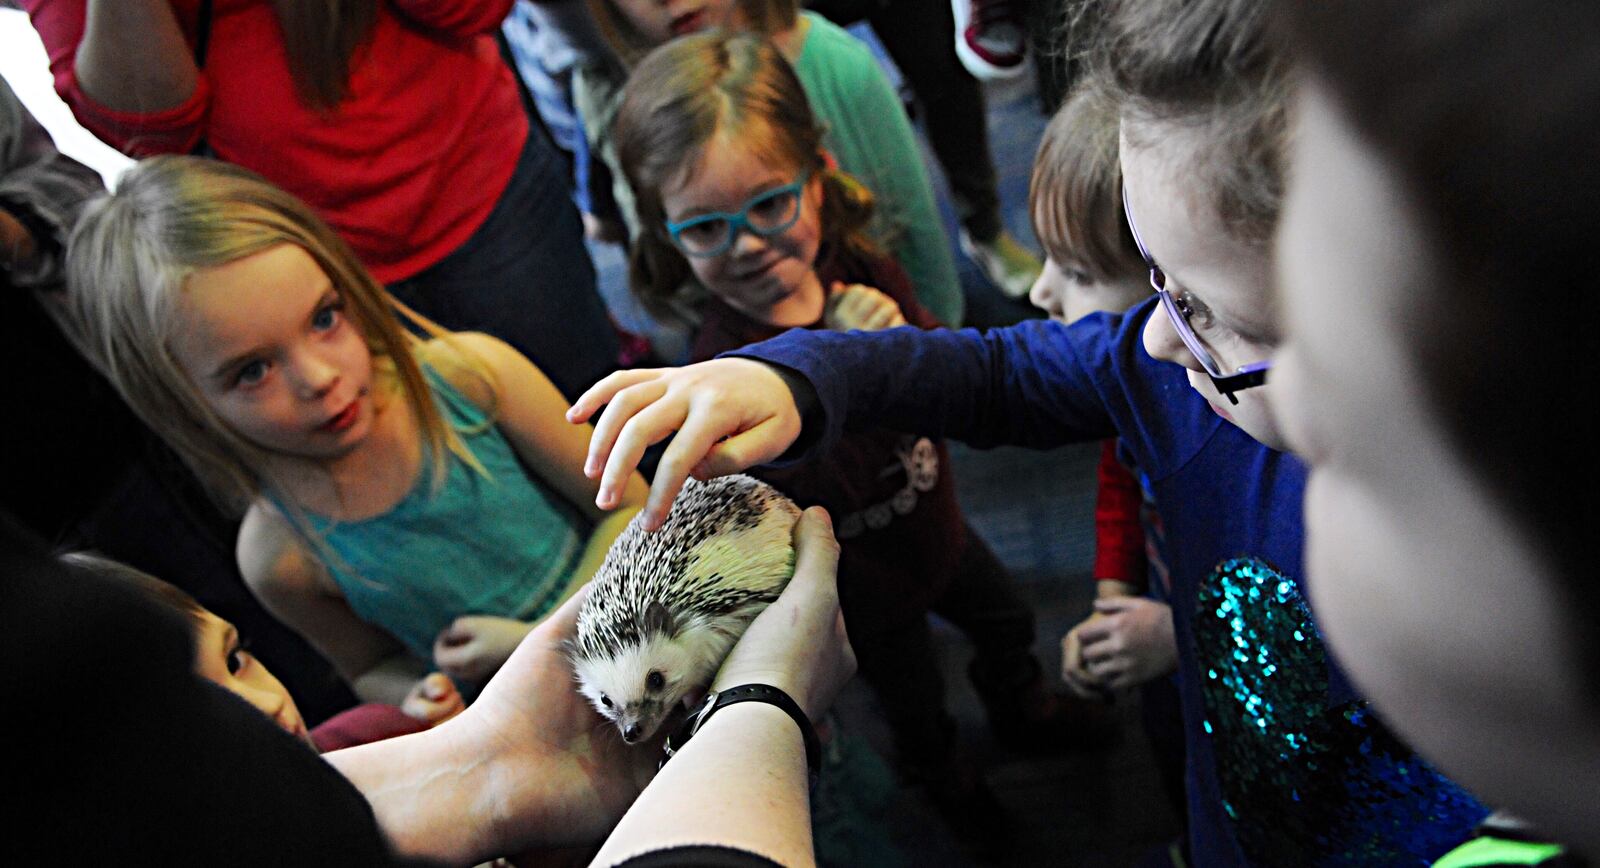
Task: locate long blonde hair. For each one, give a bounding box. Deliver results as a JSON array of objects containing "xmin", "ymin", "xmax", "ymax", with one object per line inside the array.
[{"xmin": 66, "ymin": 156, "xmax": 480, "ymax": 516}]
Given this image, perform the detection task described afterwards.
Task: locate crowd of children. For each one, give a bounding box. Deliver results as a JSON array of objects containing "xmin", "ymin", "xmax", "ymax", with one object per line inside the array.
[{"xmin": 2, "ymin": 0, "xmax": 1595, "ymax": 864}]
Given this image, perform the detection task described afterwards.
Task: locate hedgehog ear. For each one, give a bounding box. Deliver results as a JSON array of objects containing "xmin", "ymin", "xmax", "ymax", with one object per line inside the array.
[{"xmin": 643, "ymin": 601, "xmax": 678, "ymax": 638}]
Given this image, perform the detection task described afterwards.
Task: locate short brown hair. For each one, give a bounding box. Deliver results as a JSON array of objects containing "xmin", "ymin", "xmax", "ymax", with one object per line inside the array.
[
  {"xmin": 1093, "ymin": 0, "xmax": 1289, "ymax": 246},
  {"xmin": 1029, "ymin": 80, "xmax": 1145, "ymax": 284},
  {"xmin": 613, "ymin": 31, "xmax": 877, "ymax": 317}
]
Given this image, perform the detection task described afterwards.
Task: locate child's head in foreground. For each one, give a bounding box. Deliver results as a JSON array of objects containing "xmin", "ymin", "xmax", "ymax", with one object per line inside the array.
[
  {"xmin": 1276, "ymin": 0, "xmax": 1599, "ymax": 845},
  {"xmin": 588, "ymin": 0, "xmax": 799, "ymax": 67},
  {"xmin": 65, "ymin": 156, "xmax": 466, "ymax": 513},
  {"xmin": 1028, "ymin": 80, "xmax": 1150, "ymax": 324},
  {"xmin": 61, "ymin": 552, "xmax": 313, "ymax": 746},
  {"xmin": 1095, "ymin": 0, "xmax": 1291, "ymax": 450},
  {"xmin": 614, "ymin": 31, "xmax": 877, "ymax": 326}
]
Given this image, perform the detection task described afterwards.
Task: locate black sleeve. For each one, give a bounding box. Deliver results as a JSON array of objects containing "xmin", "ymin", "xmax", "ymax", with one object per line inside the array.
[
  {"xmin": 0, "ymin": 514, "xmax": 425, "ymax": 867},
  {"xmin": 611, "ymin": 843, "xmax": 787, "ymax": 867}
]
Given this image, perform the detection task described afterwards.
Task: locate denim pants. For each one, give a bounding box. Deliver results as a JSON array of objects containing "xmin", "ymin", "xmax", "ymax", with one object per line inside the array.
[{"xmin": 388, "ymin": 127, "xmax": 619, "ymax": 401}]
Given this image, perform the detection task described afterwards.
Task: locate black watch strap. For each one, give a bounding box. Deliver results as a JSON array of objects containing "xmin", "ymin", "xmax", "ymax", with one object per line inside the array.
[{"xmin": 662, "ymin": 683, "xmax": 822, "ymax": 786}]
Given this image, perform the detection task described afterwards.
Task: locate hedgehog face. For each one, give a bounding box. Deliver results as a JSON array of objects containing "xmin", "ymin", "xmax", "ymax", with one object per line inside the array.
[{"xmin": 573, "ymin": 634, "xmax": 705, "ymax": 744}]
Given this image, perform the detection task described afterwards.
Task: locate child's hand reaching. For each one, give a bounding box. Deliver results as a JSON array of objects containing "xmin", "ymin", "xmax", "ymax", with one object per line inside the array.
[
  {"xmin": 402, "ymin": 672, "xmax": 466, "ymax": 726},
  {"xmin": 824, "ymin": 282, "xmax": 908, "ymax": 332},
  {"xmin": 434, "ymin": 615, "xmax": 535, "ymax": 686},
  {"xmin": 1066, "ymin": 596, "xmax": 1178, "ymax": 694},
  {"xmin": 568, "ymin": 359, "xmax": 805, "ymax": 530}
]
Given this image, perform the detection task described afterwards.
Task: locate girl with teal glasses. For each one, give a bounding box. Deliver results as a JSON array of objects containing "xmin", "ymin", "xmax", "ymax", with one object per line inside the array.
[{"xmin": 613, "ymin": 32, "xmax": 1108, "ymax": 843}]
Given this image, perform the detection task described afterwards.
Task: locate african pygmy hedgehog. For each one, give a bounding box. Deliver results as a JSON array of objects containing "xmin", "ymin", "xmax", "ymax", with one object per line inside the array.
[{"xmin": 570, "ymin": 474, "xmax": 802, "ymax": 744}]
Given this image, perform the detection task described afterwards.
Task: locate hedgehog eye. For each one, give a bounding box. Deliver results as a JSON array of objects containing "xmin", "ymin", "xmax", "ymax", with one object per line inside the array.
[
  {"xmin": 600, "ymin": 695, "xmax": 613, "ymax": 708},
  {"xmin": 646, "ymin": 670, "xmax": 665, "ymax": 691}
]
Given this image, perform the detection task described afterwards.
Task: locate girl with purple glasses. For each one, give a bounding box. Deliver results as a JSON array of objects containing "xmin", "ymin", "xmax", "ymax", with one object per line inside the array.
[{"xmin": 573, "ymin": 0, "xmax": 1494, "ymax": 862}]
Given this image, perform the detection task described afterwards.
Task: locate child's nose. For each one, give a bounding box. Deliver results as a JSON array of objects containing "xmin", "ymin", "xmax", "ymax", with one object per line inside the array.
[
  {"xmin": 1141, "ymin": 305, "xmax": 1204, "ymax": 372},
  {"xmin": 290, "ymin": 350, "xmax": 339, "ymax": 398},
  {"xmin": 730, "ymin": 226, "xmax": 769, "ymax": 256}
]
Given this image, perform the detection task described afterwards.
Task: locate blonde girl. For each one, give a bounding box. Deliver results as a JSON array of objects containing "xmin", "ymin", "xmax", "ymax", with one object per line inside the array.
[{"xmin": 67, "ymin": 156, "xmax": 647, "ymax": 705}]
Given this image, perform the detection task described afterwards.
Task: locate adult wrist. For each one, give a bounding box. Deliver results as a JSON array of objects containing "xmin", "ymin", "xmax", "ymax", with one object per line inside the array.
[{"xmin": 663, "ymin": 683, "xmax": 821, "ymax": 787}]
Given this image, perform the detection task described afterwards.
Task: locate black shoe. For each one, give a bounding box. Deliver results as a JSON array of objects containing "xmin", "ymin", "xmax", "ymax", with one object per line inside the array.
[{"xmin": 971, "ymin": 658, "xmax": 1121, "ymax": 756}]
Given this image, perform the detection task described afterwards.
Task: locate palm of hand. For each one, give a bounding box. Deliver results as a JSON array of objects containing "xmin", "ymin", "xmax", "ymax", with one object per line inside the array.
[{"xmin": 460, "ymin": 593, "xmax": 660, "ymax": 848}]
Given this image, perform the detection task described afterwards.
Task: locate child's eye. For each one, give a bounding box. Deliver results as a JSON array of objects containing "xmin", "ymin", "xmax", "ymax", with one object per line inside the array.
[
  {"xmin": 311, "ymin": 300, "xmax": 344, "ymax": 331},
  {"xmin": 226, "ymin": 639, "xmax": 254, "ymax": 675},
  {"xmin": 681, "ymin": 219, "xmax": 728, "ymax": 246},
  {"xmin": 1175, "ymin": 291, "xmax": 1214, "ymax": 330},
  {"xmin": 748, "ymin": 191, "xmax": 796, "ymax": 224},
  {"xmin": 234, "ymin": 360, "xmax": 269, "ymax": 387}
]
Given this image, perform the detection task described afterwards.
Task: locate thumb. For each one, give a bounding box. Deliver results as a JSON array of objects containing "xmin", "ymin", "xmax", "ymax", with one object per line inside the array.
[
  {"xmin": 423, "ymin": 672, "xmax": 451, "ymax": 699},
  {"xmin": 790, "ymin": 507, "xmax": 841, "ymax": 589},
  {"xmin": 1093, "ymin": 596, "xmax": 1137, "ymax": 614},
  {"xmin": 436, "ymin": 618, "xmax": 473, "ymax": 647}
]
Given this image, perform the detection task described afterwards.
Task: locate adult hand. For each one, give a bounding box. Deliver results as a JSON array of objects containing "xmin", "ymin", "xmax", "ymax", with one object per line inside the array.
[
  {"xmin": 1078, "ymin": 596, "xmax": 1178, "ymax": 692},
  {"xmin": 433, "ymin": 614, "xmax": 534, "ymax": 685},
  {"xmin": 824, "ymin": 282, "xmax": 907, "ymax": 332},
  {"xmin": 710, "ymin": 508, "xmax": 856, "ymax": 720},
  {"xmin": 448, "ymin": 586, "xmax": 661, "ymax": 851},
  {"xmin": 567, "ymin": 359, "xmax": 805, "ymax": 530},
  {"xmin": 400, "ymin": 672, "xmax": 466, "ymax": 726}
]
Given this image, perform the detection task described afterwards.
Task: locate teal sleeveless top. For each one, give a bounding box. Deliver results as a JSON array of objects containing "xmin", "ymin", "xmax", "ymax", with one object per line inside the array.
[{"xmin": 297, "ymin": 368, "xmax": 589, "ymax": 663}]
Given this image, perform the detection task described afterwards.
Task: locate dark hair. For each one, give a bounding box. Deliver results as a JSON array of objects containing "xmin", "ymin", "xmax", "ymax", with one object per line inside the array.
[
  {"xmin": 1029, "ymin": 79, "xmax": 1145, "ymax": 283},
  {"xmin": 60, "ymin": 552, "xmax": 207, "ymax": 637},
  {"xmin": 613, "ymin": 31, "xmax": 877, "ymax": 318},
  {"xmin": 1282, "ymin": 1, "xmax": 1599, "ymax": 670},
  {"xmin": 1090, "ymin": 0, "xmax": 1289, "ymax": 246},
  {"xmin": 272, "ymin": 0, "xmax": 379, "ymax": 111}
]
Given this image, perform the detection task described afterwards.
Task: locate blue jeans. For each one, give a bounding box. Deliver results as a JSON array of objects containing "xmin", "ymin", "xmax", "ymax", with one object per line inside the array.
[{"xmin": 388, "ymin": 127, "xmax": 619, "ymax": 400}]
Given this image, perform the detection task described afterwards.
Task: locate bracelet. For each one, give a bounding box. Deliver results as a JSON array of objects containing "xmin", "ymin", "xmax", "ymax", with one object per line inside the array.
[{"xmin": 661, "ymin": 683, "xmax": 822, "ymax": 787}]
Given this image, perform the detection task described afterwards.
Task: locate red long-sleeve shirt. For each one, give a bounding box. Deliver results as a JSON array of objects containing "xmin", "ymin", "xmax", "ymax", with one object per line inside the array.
[
  {"xmin": 22, "ymin": 0, "xmax": 526, "ymax": 283},
  {"xmin": 1092, "ymin": 439, "xmax": 1148, "ymax": 586}
]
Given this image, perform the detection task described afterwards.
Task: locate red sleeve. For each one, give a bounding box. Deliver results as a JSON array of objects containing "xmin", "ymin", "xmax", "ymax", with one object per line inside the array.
[
  {"xmin": 20, "ymin": 0, "xmax": 209, "ymax": 156},
  {"xmin": 310, "ymin": 703, "xmax": 429, "ymax": 753},
  {"xmin": 1092, "ymin": 439, "xmax": 1148, "ymax": 586},
  {"xmin": 388, "ymin": 0, "xmax": 515, "ymax": 34}
]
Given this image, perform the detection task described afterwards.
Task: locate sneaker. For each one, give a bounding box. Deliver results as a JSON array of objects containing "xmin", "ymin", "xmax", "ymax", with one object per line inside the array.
[
  {"xmin": 952, "ymin": 0, "xmax": 1029, "ymax": 81},
  {"xmin": 960, "ymin": 228, "xmax": 1044, "ymax": 298}
]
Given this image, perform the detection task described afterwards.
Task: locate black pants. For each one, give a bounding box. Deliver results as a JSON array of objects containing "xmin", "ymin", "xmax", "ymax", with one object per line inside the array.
[
  {"xmin": 806, "ymin": 0, "xmax": 1004, "ymax": 241},
  {"xmin": 845, "ymin": 529, "xmax": 1038, "ymax": 772}
]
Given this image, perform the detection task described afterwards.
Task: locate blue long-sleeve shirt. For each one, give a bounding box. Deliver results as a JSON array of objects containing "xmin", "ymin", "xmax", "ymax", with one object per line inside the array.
[{"xmin": 727, "ymin": 298, "xmax": 1487, "ymax": 866}]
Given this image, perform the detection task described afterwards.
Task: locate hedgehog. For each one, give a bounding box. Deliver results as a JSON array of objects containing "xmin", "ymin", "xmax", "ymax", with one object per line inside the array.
[{"xmin": 570, "ymin": 474, "xmax": 803, "ymax": 744}]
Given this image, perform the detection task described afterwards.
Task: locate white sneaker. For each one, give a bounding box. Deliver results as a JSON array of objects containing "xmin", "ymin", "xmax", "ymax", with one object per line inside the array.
[
  {"xmin": 952, "ymin": 0, "xmax": 1029, "ymax": 81},
  {"xmin": 961, "ymin": 229, "xmax": 1042, "ymax": 298}
]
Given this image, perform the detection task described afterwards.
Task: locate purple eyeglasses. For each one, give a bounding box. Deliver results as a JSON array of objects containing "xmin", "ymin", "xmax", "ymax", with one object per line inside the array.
[{"xmin": 1122, "ymin": 186, "xmax": 1269, "ymax": 405}]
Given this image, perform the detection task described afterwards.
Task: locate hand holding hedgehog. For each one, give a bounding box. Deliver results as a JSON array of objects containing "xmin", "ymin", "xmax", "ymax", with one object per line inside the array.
[{"xmin": 570, "ymin": 475, "xmax": 807, "ymax": 744}]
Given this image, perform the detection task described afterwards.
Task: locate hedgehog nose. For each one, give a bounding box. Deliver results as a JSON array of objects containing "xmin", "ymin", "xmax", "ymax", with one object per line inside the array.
[{"xmin": 623, "ymin": 724, "xmax": 642, "ymax": 743}]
